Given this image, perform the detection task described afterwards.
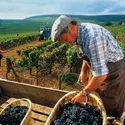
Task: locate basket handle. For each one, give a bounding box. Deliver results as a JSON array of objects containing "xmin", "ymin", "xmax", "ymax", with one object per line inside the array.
[
  {"xmin": 14, "ymin": 98, "xmax": 32, "ymax": 110},
  {"xmin": 0, "ymin": 98, "xmax": 32, "ymax": 114},
  {"xmin": 16, "ymin": 98, "xmax": 32, "ymax": 105},
  {"xmin": 9, "ymin": 98, "xmax": 32, "ymax": 107}
]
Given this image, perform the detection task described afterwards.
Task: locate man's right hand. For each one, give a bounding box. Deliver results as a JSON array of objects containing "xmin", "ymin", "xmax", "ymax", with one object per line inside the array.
[
  {"xmin": 75, "ymin": 81, "xmax": 85, "ymax": 90},
  {"xmin": 78, "ymin": 71, "xmax": 86, "ymax": 86},
  {"xmin": 75, "ymin": 72, "xmax": 87, "ymax": 89},
  {"xmin": 75, "ymin": 60, "xmax": 88, "ymax": 89}
]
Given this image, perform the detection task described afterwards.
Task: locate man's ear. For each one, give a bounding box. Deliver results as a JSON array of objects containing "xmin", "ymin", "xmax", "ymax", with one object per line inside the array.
[
  {"xmin": 67, "ymin": 23, "xmax": 74, "ymax": 32},
  {"xmin": 68, "ymin": 23, "xmax": 78, "ymax": 35}
]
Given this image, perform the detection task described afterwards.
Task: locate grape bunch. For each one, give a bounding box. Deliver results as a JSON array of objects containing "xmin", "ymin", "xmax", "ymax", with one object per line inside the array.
[
  {"xmin": 52, "ymin": 103, "xmax": 102, "ymax": 125},
  {"xmin": 0, "ymin": 105, "xmax": 28, "ymax": 125}
]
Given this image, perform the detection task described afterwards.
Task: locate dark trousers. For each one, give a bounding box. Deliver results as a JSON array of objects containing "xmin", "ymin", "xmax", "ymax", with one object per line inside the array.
[{"xmin": 95, "ymin": 57, "xmax": 125, "ymax": 117}]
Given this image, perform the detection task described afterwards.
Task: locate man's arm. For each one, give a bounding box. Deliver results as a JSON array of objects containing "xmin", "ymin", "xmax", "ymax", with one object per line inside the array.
[
  {"xmin": 84, "ymin": 74, "xmax": 107, "ymax": 95},
  {"xmin": 72, "ymin": 73, "xmax": 107, "ymax": 104},
  {"xmin": 81, "ymin": 60, "xmax": 88, "ymax": 73},
  {"xmin": 71, "ymin": 74, "xmax": 107, "ymax": 104},
  {"xmin": 78, "ymin": 60, "xmax": 89, "ymax": 84}
]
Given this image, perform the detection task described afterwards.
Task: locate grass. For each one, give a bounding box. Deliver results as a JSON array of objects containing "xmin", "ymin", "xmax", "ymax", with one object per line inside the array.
[
  {"xmin": 0, "ymin": 19, "xmax": 125, "ymax": 43},
  {"xmin": 0, "ymin": 32, "xmax": 38, "ymax": 41},
  {"xmin": 0, "ymin": 19, "xmax": 53, "ymax": 41},
  {"xmin": 0, "ymin": 20, "xmax": 51, "ymax": 35}
]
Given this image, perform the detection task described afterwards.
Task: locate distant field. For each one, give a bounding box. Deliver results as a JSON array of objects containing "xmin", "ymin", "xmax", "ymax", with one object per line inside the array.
[
  {"xmin": 1, "ymin": 14, "xmax": 123, "ymax": 35},
  {"xmin": 0, "ymin": 32, "xmax": 38, "ymax": 41},
  {"xmin": 0, "ymin": 20, "xmax": 43, "ymax": 35},
  {"xmin": 106, "ymin": 25, "xmax": 125, "ymax": 42},
  {"xmin": 0, "ymin": 20, "xmax": 49, "ymax": 41},
  {"xmin": 0, "ymin": 15, "xmax": 125, "ymax": 42},
  {"xmin": 0, "ymin": 24, "xmax": 124, "ymax": 43}
]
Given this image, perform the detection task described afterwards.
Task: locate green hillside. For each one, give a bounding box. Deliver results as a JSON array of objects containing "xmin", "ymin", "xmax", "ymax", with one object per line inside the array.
[
  {"xmin": 0, "ymin": 14, "xmax": 125, "ymax": 35},
  {"xmin": 0, "ymin": 20, "xmax": 41, "ymax": 35},
  {"xmin": 25, "ymin": 14, "xmax": 125, "ymax": 22}
]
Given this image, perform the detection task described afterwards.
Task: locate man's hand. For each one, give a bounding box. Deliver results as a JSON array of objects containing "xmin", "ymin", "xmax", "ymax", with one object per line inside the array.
[
  {"xmin": 75, "ymin": 81, "xmax": 85, "ymax": 90},
  {"xmin": 78, "ymin": 60, "xmax": 88, "ymax": 84},
  {"xmin": 79, "ymin": 71, "xmax": 86, "ymax": 83},
  {"xmin": 71, "ymin": 92, "xmax": 86, "ymax": 104},
  {"xmin": 76, "ymin": 71, "xmax": 87, "ymax": 88}
]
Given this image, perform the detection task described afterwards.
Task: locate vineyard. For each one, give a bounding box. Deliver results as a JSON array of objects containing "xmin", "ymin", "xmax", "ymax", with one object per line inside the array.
[
  {"xmin": 0, "ymin": 25, "xmax": 125, "ymax": 90},
  {"xmin": 0, "ymin": 32, "xmax": 39, "ymax": 50},
  {"xmin": 106, "ymin": 25, "xmax": 125, "ymax": 42},
  {"xmin": 5, "ymin": 39, "xmax": 82, "ymax": 88}
]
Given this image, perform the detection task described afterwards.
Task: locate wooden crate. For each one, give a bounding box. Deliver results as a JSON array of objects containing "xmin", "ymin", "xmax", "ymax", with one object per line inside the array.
[{"xmin": 0, "ymin": 97, "xmax": 53, "ymax": 125}]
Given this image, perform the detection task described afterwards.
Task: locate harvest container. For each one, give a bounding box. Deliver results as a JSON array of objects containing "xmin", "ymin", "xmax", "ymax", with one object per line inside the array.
[
  {"xmin": 0, "ymin": 98, "xmax": 32, "ymax": 125},
  {"xmin": 45, "ymin": 91, "xmax": 107, "ymax": 125}
]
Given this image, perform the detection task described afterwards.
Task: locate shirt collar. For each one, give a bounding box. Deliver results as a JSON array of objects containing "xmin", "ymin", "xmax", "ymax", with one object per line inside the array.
[{"xmin": 76, "ymin": 24, "xmax": 81, "ymax": 45}]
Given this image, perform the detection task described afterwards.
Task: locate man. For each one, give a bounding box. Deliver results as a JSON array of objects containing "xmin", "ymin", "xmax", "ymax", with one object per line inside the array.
[
  {"xmin": 44, "ymin": 26, "xmax": 50, "ymax": 40},
  {"xmin": 51, "ymin": 15, "xmax": 125, "ymax": 117},
  {"xmin": 39, "ymin": 29, "xmax": 44, "ymax": 41}
]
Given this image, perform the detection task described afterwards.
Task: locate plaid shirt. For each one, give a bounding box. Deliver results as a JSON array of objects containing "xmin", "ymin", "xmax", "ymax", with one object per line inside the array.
[{"xmin": 77, "ymin": 23, "xmax": 124, "ymax": 76}]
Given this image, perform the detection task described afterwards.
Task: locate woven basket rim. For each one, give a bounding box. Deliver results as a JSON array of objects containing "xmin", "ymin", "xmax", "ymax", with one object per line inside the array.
[
  {"xmin": 45, "ymin": 91, "xmax": 107, "ymax": 125},
  {"xmin": 0, "ymin": 98, "xmax": 32, "ymax": 125}
]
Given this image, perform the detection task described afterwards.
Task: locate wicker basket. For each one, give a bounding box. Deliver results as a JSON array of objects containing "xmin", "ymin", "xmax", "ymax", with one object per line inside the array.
[
  {"xmin": 0, "ymin": 98, "xmax": 32, "ymax": 125},
  {"xmin": 45, "ymin": 91, "xmax": 107, "ymax": 125}
]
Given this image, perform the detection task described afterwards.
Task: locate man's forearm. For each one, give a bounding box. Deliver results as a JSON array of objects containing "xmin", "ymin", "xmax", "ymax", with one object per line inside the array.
[
  {"xmin": 81, "ymin": 60, "xmax": 88, "ymax": 73},
  {"xmin": 83, "ymin": 75, "xmax": 107, "ymax": 94}
]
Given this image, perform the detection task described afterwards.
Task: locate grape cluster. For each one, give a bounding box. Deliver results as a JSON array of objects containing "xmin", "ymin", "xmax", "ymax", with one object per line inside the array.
[
  {"xmin": 52, "ymin": 103, "xmax": 102, "ymax": 125},
  {"xmin": 0, "ymin": 105, "xmax": 28, "ymax": 125}
]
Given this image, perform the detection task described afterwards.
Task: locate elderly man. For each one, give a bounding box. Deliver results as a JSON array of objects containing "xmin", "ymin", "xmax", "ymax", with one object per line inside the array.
[{"xmin": 51, "ymin": 15, "xmax": 125, "ymax": 117}]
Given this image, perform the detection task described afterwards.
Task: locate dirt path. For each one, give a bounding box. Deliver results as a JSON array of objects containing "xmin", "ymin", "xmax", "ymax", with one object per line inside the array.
[{"xmin": 0, "ymin": 40, "xmax": 42, "ymax": 78}]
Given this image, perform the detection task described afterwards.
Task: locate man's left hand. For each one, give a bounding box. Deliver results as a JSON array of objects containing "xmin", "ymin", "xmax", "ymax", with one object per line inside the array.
[{"xmin": 71, "ymin": 92, "xmax": 86, "ymax": 104}]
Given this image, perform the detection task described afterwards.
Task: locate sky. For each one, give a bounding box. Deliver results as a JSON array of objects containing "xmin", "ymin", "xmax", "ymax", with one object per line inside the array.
[{"xmin": 0, "ymin": 0, "xmax": 125, "ymax": 19}]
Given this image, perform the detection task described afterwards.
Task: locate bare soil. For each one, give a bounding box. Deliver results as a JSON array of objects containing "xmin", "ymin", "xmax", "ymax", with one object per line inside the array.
[
  {"xmin": 0, "ymin": 40, "xmax": 41, "ymax": 78},
  {"xmin": 0, "ymin": 40, "xmax": 77, "ymax": 91}
]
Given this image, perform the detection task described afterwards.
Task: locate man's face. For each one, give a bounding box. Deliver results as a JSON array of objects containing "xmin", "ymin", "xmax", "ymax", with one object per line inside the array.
[{"xmin": 58, "ymin": 30, "xmax": 76, "ymax": 43}]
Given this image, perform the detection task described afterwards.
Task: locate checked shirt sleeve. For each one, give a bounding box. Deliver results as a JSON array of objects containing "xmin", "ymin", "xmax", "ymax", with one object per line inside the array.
[{"xmin": 88, "ymin": 36, "xmax": 109, "ymax": 76}]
